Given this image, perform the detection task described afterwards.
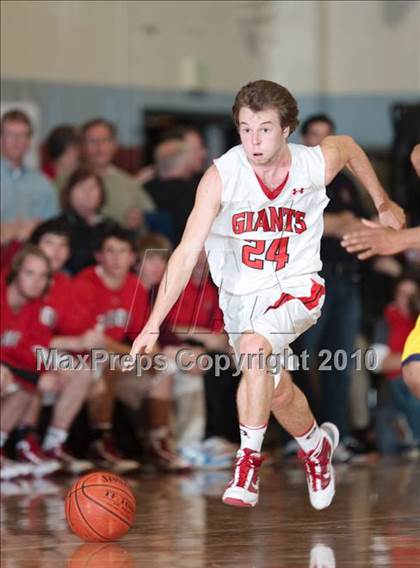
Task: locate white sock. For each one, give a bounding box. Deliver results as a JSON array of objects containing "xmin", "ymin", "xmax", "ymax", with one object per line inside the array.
[
  {"xmin": 294, "ymin": 421, "xmax": 322, "ymax": 454},
  {"xmin": 239, "ymin": 423, "xmax": 267, "ymax": 453},
  {"xmin": 0, "ymin": 431, "xmax": 8, "ymax": 449},
  {"xmin": 42, "ymin": 427, "xmax": 68, "ymax": 451}
]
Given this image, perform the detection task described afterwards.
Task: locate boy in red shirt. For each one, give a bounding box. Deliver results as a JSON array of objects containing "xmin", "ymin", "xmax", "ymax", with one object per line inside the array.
[
  {"xmin": 27, "ymin": 220, "xmax": 105, "ymax": 473},
  {"xmin": 1, "ymin": 242, "xmax": 103, "ymax": 477},
  {"xmin": 73, "ymin": 227, "xmax": 154, "ymax": 472},
  {"xmin": 168, "ymin": 250, "xmax": 227, "ymax": 351},
  {"xmin": 1, "ymin": 247, "xmax": 55, "ymax": 479}
]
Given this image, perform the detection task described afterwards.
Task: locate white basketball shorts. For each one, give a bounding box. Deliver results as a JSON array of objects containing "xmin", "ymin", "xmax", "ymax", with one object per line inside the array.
[{"xmin": 219, "ymin": 274, "xmax": 325, "ymax": 379}]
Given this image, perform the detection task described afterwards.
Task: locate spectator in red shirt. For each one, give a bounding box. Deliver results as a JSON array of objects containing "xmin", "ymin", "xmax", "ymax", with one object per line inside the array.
[
  {"xmin": 71, "ymin": 227, "xmax": 148, "ymax": 473},
  {"xmin": 372, "ymin": 276, "xmax": 420, "ymax": 449},
  {"xmin": 168, "ymin": 250, "xmax": 228, "ymax": 351},
  {"xmin": 1, "ymin": 243, "xmax": 103, "ymax": 477},
  {"xmin": 0, "ymin": 247, "xmax": 60, "ymax": 479},
  {"xmin": 168, "ymin": 250, "xmax": 239, "ymax": 449},
  {"xmin": 28, "ymin": 220, "xmax": 105, "ymax": 473},
  {"xmin": 101, "ymin": 231, "xmax": 189, "ymax": 472}
]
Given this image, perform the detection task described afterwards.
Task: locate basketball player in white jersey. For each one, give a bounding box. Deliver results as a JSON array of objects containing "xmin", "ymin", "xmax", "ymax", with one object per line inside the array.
[{"xmin": 128, "ymin": 81, "xmax": 405, "ymax": 509}]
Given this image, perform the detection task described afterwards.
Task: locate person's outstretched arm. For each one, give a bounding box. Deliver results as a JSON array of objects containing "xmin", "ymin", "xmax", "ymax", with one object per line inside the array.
[
  {"xmin": 129, "ymin": 165, "xmax": 222, "ymax": 358},
  {"xmin": 321, "ymin": 135, "xmax": 405, "ymax": 230},
  {"xmin": 341, "ymin": 221, "xmax": 420, "ymax": 259}
]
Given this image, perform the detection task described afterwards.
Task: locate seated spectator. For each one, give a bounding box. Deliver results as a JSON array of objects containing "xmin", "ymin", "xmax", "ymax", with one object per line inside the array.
[
  {"xmin": 115, "ymin": 232, "xmax": 191, "ymax": 471},
  {"xmin": 168, "ymin": 250, "xmax": 238, "ymax": 450},
  {"xmin": 168, "ymin": 250, "xmax": 228, "ymax": 351},
  {"xmin": 73, "ymin": 227, "xmax": 187, "ymax": 473},
  {"xmin": 1, "ymin": 110, "xmax": 58, "ymax": 257},
  {"xmin": 372, "ymin": 276, "xmax": 420, "ymax": 451},
  {"xmin": 43, "ymin": 124, "xmax": 80, "ymax": 182},
  {"xmin": 137, "ymin": 237, "xmax": 235, "ymax": 467},
  {"xmin": 55, "ymin": 166, "xmax": 117, "ymax": 274},
  {"xmin": 1, "ymin": 247, "xmax": 55, "ymax": 480},
  {"xmin": 21, "ymin": 226, "xmax": 105, "ymax": 473},
  {"xmin": 144, "ymin": 140, "xmax": 198, "ymax": 245},
  {"xmin": 0, "ymin": 246, "xmax": 100, "ymax": 478},
  {"xmin": 78, "ymin": 118, "xmax": 155, "ymax": 232}
]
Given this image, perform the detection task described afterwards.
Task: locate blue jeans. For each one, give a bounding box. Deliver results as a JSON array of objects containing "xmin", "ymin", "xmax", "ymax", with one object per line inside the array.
[
  {"xmin": 298, "ymin": 271, "xmax": 361, "ymax": 438},
  {"xmin": 388, "ymin": 378, "xmax": 420, "ymax": 441}
]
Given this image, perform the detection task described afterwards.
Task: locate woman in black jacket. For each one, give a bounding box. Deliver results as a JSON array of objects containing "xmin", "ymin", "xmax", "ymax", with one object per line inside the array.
[{"xmin": 56, "ymin": 167, "xmax": 117, "ymax": 274}]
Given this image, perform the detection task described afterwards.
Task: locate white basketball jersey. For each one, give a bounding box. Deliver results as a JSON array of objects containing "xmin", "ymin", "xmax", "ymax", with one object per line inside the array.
[{"xmin": 205, "ymin": 143, "xmax": 329, "ymax": 295}]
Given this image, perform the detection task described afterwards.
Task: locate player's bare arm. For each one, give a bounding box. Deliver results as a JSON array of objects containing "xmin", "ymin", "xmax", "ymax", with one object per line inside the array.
[
  {"xmin": 341, "ymin": 222, "xmax": 420, "ymax": 260},
  {"xmin": 321, "ymin": 135, "xmax": 405, "ymax": 230},
  {"xmin": 410, "ymin": 143, "xmax": 420, "ymax": 177},
  {"xmin": 129, "ymin": 165, "xmax": 222, "ymax": 358}
]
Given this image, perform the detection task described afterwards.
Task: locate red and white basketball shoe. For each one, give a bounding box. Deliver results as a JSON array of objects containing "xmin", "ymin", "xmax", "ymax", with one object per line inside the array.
[
  {"xmin": 222, "ymin": 448, "xmax": 263, "ymax": 507},
  {"xmin": 16, "ymin": 434, "xmax": 61, "ymax": 477},
  {"xmin": 298, "ymin": 422, "xmax": 339, "ymax": 510}
]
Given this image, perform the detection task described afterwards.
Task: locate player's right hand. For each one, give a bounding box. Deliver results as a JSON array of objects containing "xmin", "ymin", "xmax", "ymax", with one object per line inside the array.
[{"xmin": 123, "ymin": 327, "xmax": 159, "ymax": 371}]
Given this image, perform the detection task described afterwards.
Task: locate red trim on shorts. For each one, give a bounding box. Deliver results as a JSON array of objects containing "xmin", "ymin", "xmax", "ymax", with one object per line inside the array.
[
  {"xmin": 255, "ymin": 172, "xmax": 289, "ymax": 200},
  {"xmin": 264, "ymin": 279, "xmax": 325, "ymax": 314}
]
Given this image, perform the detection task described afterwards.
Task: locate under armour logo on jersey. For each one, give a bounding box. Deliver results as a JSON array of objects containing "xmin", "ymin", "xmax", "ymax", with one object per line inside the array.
[{"xmin": 292, "ymin": 188, "xmax": 305, "ymax": 195}]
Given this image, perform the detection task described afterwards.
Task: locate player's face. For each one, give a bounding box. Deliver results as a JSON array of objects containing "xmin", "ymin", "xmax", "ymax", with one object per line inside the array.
[
  {"xmin": 98, "ymin": 238, "xmax": 135, "ymax": 279},
  {"xmin": 69, "ymin": 176, "xmax": 103, "ymax": 216},
  {"xmin": 303, "ymin": 121, "xmax": 332, "ymax": 147},
  {"xmin": 15, "ymin": 255, "xmax": 50, "ymax": 300},
  {"xmin": 0, "ymin": 120, "xmax": 32, "ymax": 164},
  {"xmin": 83, "ymin": 124, "xmax": 117, "ymax": 169},
  {"xmin": 238, "ymin": 107, "xmax": 289, "ymax": 167},
  {"xmin": 38, "ymin": 234, "xmax": 70, "ymax": 272},
  {"xmin": 139, "ymin": 254, "xmax": 167, "ymax": 288}
]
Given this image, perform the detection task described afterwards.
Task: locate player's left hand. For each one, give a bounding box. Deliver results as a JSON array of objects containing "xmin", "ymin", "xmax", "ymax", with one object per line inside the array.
[{"xmin": 377, "ymin": 199, "xmax": 405, "ymax": 230}]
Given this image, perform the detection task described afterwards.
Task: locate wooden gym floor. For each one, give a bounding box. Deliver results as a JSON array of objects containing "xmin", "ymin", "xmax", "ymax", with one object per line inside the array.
[{"xmin": 1, "ymin": 459, "xmax": 420, "ymax": 567}]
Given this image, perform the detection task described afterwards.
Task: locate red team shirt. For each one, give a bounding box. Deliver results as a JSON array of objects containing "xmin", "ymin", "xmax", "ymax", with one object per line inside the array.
[
  {"xmin": 72, "ymin": 266, "xmax": 150, "ymax": 343},
  {"xmin": 168, "ymin": 276, "xmax": 224, "ymax": 333},
  {"xmin": 41, "ymin": 271, "xmax": 82, "ymax": 335},
  {"xmin": 0, "ymin": 278, "xmax": 53, "ymax": 387},
  {"xmin": 383, "ymin": 304, "xmax": 415, "ymax": 381}
]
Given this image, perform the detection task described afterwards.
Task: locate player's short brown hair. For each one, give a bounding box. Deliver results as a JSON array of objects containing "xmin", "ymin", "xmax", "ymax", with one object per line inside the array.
[
  {"xmin": 1, "ymin": 109, "xmax": 33, "ymax": 135},
  {"xmin": 232, "ymin": 80, "xmax": 299, "ymax": 134}
]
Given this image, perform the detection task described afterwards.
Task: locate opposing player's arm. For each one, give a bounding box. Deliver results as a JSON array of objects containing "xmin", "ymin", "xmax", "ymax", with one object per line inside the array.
[
  {"xmin": 321, "ymin": 135, "xmax": 405, "ymax": 230},
  {"xmin": 342, "ymin": 223, "xmax": 420, "ymax": 260},
  {"xmin": 410, "ymin": 143, "xmax": 420, "ymax": 177},
  {"xmin": 129, "ymin": 166, "xmax": 222, "ymax": 357}
]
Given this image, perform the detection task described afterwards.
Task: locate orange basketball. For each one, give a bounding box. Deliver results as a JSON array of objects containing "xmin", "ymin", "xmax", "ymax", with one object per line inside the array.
[{"xmin": 65, "ymin": 471, "xmax": 136, "ymax": 542}]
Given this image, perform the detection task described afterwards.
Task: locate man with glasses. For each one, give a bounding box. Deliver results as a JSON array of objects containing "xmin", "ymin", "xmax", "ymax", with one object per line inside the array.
[{"xmin": 80, "ymin": 118, "xmax": 155, "ymax": 232}]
